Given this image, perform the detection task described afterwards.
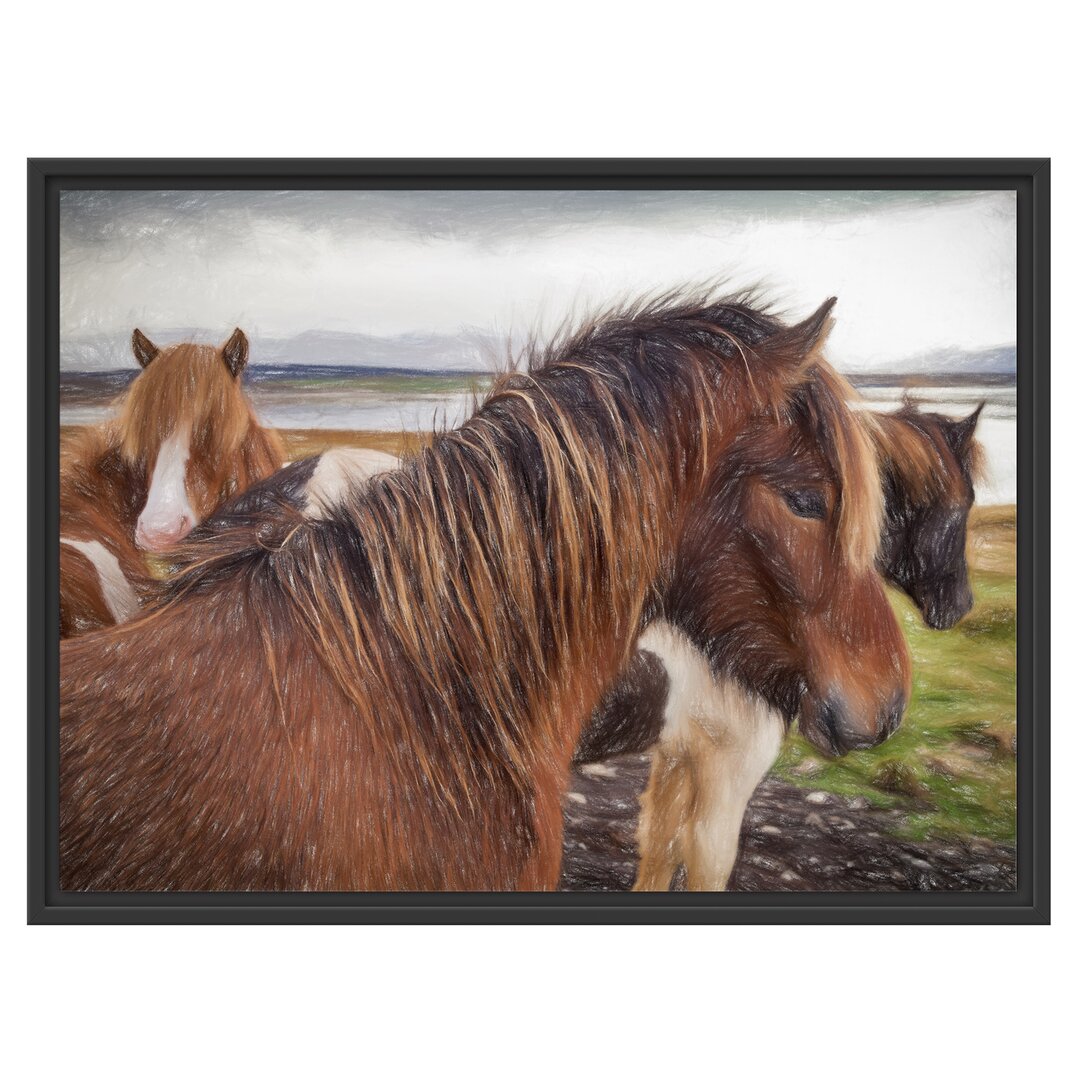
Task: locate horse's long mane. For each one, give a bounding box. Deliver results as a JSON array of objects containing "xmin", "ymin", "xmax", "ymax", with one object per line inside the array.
[
  {"xmin": 799, "ymin": 363, "xmax": 884, "ymax": 571},
  {"xmin": 162, "ymin": 290, "xmax": 820, "ymax": 773},
  {"xmin": 520, "ymin": 287, "xmax": 787, "ymax": 373}
]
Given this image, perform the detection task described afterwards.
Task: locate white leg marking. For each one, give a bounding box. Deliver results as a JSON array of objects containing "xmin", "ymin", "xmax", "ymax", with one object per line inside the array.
[
  {"xmin": 304, "ymin": 448, "xmax": 401, "ymax": 520},
  {"xmin": 61, "ymin": 537, "xmax": 140, "ymax": 623},
  {"xmin": 684, "ymin": 707, "xmax": 784, "ymax": 890},
  {"xmin": 636, "ymin": 619, "xmax": 785, "ymax": 890},
  {"xmin": 136, "ymin": 428, "xmax": 195, "ymax": 551}
]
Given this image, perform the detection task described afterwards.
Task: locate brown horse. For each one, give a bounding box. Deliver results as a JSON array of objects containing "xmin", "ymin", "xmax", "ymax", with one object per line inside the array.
[
  {"xmin": 59, "ymin": 329, "xmax": 283, "ymax": 636},
  {"xmin": 576, "ymin": 395, "xmax": 984, "ymax": 890},
  {"xmin": 192, "ymin": 360, "xmax": 914, "ymax": 895},
  {"xmin": 59, "ymin": 292, "xmax": 904, "ymax": 892},
  {"xmin": 170, "ymin": 380, "xmax": 974, "ymax": 893}
]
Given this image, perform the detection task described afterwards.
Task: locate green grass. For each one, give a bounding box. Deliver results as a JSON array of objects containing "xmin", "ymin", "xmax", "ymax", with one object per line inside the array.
[{"xmin": 772, "ymin": 509, "xmax": 1017, "ymax": 844}]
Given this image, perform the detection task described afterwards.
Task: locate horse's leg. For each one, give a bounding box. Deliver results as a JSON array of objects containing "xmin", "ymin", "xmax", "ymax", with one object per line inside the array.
[
  {"xmin": 633, "ymin": 748, "xmax": 692, "ymax": 891},
  {"xmin": 682, "ymin": 701, "xmax": 785, "ymax": 892}
]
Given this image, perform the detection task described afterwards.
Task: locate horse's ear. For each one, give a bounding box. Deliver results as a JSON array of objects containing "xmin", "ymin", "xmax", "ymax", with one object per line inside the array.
[
  {"xmin": 221, "ymin": 328, "xmax": 249, "ymax": 378},
  {"xmin": 945, "ymin": 401, "xmax": 984, "ymax": 454},
  {"xmin": 131, "ymin": 329, "xmax": 159, "ymax": 368},
  {"xmin": 773, "ymin": 297, "xmax": 838, "ymax": 359}
]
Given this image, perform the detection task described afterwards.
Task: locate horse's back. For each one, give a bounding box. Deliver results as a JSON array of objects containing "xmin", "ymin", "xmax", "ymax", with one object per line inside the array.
[
  {"xmin": 59, "ymin": 582, "xmax": 333, "ymax": 890},
  {"xmin": 58, "ymin": 565, "xmax": 538, "ymax": 892}
]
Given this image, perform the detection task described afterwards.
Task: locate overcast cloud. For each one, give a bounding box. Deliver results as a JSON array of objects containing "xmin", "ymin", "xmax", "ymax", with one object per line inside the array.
[{"xmin": 60, "ymin": 189, "xmax": 1016, "ymax": 372}]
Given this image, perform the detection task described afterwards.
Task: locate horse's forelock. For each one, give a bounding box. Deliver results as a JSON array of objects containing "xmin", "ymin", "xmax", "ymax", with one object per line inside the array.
[
  {"xmin": 118, "ymin": 342, "xmax": 252, "ymax": 466},
  {"xmin": 801, "ymin": 363, "xmax": 884, "ymax": 572}
]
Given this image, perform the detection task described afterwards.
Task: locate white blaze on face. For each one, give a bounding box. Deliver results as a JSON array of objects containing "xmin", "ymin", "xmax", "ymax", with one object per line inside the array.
[{"xmin": 135, "ymin": 428, "xmax": 196, "ymax": 552}]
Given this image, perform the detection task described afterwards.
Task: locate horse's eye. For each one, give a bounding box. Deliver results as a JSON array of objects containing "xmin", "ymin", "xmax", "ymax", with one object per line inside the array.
[{"xmin": 783, "ymin": 489, "xmax": 827, "ymax": 519}]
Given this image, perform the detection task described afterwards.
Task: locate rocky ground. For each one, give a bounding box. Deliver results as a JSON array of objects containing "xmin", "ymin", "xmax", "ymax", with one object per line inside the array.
[{"xmin": 558, "ymin": 752, "xmax": 1016, "ymax": 892}]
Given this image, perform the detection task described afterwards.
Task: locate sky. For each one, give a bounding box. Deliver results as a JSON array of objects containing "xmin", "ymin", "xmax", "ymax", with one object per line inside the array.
[{"xmin": 59, "ymin": 189, "xmax": 1016, "ymax": 372}]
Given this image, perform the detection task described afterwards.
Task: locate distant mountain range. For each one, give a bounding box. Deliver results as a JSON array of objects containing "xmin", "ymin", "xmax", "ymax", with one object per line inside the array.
[
  {"xmin": 59, "ymin": 329, "xmax": 1017, "ymax": 381},
  {"xmin": 60, "ymin": 328, "xmax": 499, "ymax": 373},
  {"xmin": 852, "ymin": 344, "xmax": 1016, "ymax": 380}
]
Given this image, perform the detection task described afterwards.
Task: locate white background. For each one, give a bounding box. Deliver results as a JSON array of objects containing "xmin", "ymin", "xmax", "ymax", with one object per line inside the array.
[{"xmin": 1, "ymin": 3, "xmax": 1071, "ymax": 1077}]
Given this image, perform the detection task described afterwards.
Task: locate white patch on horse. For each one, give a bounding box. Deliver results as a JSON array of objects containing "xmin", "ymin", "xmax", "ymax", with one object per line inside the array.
[
  {"xmin": 637, "ymin": 620, "xmax": 724, "ymax": 748},
  {"xmin": 304, "ymin": 448, "xmax": 401, "ymax": 520},
  {"xmin": 60, "ymin": 538, "xmax": 139, "ymax": 623},
  {"xmin": 580, "ymin": 762, "xmax": 618, "ymax": 779},
  {"xmin": 635, "ymin": 619, "xmax": 785, "ymax": 890},
  {"xmin": 136, "ymin": 428, "xmax": 195, "ymax": 551}
]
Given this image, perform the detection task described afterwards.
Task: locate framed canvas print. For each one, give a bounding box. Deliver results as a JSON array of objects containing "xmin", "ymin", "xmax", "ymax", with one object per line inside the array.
[{"xmin": 28, "ymin": 158, "xmax": 1049, "ymax": 923}]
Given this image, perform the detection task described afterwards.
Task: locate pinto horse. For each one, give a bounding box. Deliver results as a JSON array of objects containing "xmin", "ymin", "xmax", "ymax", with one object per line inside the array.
[
  {"xmin": 575, "ymin": 395, "xmax": 984, "ymax": 890},
  {"xmin": 59, "ymin": 292, "xmax": 908, "ymax": 892},
  {"xmin": 191, "ymin": 360, "xmax": 914, "ymax": 895},
  {"xmin": 59, "ymin": 329, "xmax": 283, "ymax": 636}
]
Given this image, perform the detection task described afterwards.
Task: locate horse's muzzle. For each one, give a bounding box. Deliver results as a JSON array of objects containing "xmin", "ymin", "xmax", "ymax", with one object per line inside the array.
[
  {"xmin": 921, "ymin": 582, "xmax": 974, "ymax": 630},
  {"xmin": 802, "ymin": 688, "xmax": 907, "ymax": 756},
  {"xmin": 135, "ymin": 514, "xmax": 194, "ymax": 552}
]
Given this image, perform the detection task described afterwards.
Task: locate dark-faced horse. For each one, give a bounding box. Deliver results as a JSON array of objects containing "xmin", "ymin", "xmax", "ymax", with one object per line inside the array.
[
  {"xmin": 59, "ymin": 292, "xmax": 909, "ymax": 892},
  {"xmin": 872, "ymin": 400, "xmax": 985, "ymax": 629},
  {"xmin": 59, "ymin": 329, "xmax": 283, "ymax": 636}
]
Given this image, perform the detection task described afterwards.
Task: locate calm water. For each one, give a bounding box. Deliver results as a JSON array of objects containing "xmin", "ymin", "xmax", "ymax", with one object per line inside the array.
[
  {"xmin": 61, "ymin": 379, "xmax": 1017, "ymax": 505},
  {"xmin": 61, "ymin": 384, "xmax": 481, "ymax": 438}
]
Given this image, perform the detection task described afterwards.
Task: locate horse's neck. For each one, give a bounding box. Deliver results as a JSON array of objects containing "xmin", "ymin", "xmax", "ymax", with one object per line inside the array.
[
  {"xmin": 423, "ymin": 377, "xmax": 697, "ymax": 751},
  {"xmin": 61, "ymin": 434, "xmax": 146, "ymax": 539},
  {"xmin": 236, "ymin": 422, "xmax": 284, "ymax": 488}
]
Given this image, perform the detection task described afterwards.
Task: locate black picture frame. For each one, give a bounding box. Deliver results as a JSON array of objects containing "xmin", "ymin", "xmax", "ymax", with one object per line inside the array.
[{"xmin": 28, "ymin": 158, "xmax": 1050, "ymax": 924}]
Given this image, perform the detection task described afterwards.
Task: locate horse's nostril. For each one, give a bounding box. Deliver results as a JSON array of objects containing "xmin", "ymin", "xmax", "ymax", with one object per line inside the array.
[
  {"xmin": 810, "ymin": 693, "xmax": 896, "ymax": 755},
  {"xmin": 135, "ymin": 518, "xmax": 190, "ymax": 552},
  {"xmin": 881, "ymin": 689, "xmax": 906, "ymax": 737},
  {"xmin": 818, "ymin": 699, "xmax": 841, "ymax": 749},
  {"xmin": 924, "ymin": 583, "xmax": 974, "ymax": 630},
  {"xmin": 811, "ymin": 696, "xmax": 863, "ymax": 756}
]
